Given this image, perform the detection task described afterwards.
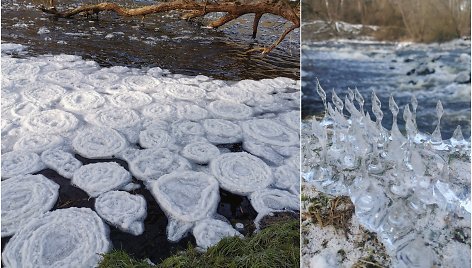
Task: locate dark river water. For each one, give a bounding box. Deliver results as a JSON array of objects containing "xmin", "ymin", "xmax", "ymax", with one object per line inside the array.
[
  {"xmin": 302, "ymin": 39, "xmax": 471, "ymax": 139},
  {"xmin": 1, "ymin": 0, "xmax": 300, "ymax": 80}
]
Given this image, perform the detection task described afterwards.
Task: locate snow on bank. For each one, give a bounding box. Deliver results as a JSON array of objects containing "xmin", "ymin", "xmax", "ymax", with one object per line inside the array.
[{"xmin": 1, "ymin": 43, "xmax": 300, "ymax": 263}]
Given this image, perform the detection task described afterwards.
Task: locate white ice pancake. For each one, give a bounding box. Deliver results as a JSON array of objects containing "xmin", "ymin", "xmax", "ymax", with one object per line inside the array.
[
  {"xmin": 279, "ymin": 110, "xmax": 300, "ymax": 131},
  {"xmin": 1, "ymin": 174, "xmax": 59, "ymax": 237},
  {"xmin": 192, "ymin": 219, "xmax": 242, "ymax": 249},
  {"xmin": 123, "ymin": 75, "xmax": 160, "ymax": 92},
  {"xmin": 23, "ymin": 84, "xmax": 66, "ymax": 106},
  {"xmin": 60, "ymin": 91, "xmax": 106, "ymax": 111},
  {"xmin": 249, "ymin": 188, "xmax": 299, "ymax": 224},
  {"xmin": 241, "ymin": 118, "xmax": 299, "ymax": 147},
  {"xmin": 210, "ymin": 152, "xmax": 273, "ymax": 195},
  {"xmin": 202, "ymin": 118, "xmax": 242, "ymax": 144},
  {"xmin": 41, "ymin": 148, "xmax": 82, "ymax": 179},
  {"xmin": 166, "ymin": 84, "xmax": 205, "ymax": 100},
  {"xmin": 207, "ymin": 100, "xmax": 253, "ymax": 120},
  {"xmin": 129, "ymin": 148, "xmax": 191, "ymax": 181},
  {"xmin": 212, "ymin": 86, "xmax": 252, "ymax": 103},
  {"xmin": 72, "ymin": 127, "xmax": 127, "ymax": 159},
  {"xmin": 149, "ymin": 171, "xmax": 219, "ymax": 222},
  {"xmin": 110, "ymin": 91, "xmax": 153, "ymax": 109},
  {"xmin": 88, "ymin": 108, "xmax": 141, "ymax": 130},
  {"xmin": 139, "ymin": 127, "xmax": 176, "ymax": 149},
  {"xmin": 23, "ymin": 109, "xmax": 79, "ymax": 134},
  {"xmin": 95, "ymin": 191, "xmax": 147, "ymax": 236},
  {"xmin": 43, "ymin": 69, "xmax": 85, "ymax": 87},
  {"xmin": 274, "ymin": 165, "xmax": 300, "ymax": 191},
  {"xmin": 72, "ymin": 162, "xmax": 132, "ymax": 197},
  {"xmin": 142, "ymin": 103, "xmax": 176, "ymax": 121},
  {"xmin": 2, "ymin": 207, "xmax": 111, "ymax": 268},
  {"xmin": 1, "ymin": 151, "xmax": 45, "ymax": 179},
  {"xmin": 181, "ymin": 142, "xmax": 220, "ymax": 164},
  {"xmin": 171, "ymin": 120, "xmax": 206, "ymax": 144},
  {"xmin": 13, "ymin": 134, "xmax": 64, "ymax": 154},
  {"xmin": 176, "ymin": 102, "xmax": 209, "ymax": 121}
]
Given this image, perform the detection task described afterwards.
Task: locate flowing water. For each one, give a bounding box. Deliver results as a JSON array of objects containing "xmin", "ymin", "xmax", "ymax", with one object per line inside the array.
[
  {"xmin": 2, "ymin": 0, "xmax": 300, "ymax": 80},
  {"xmin": 302, "ymin": 39, "xmax": 471, "ymax": 139}
]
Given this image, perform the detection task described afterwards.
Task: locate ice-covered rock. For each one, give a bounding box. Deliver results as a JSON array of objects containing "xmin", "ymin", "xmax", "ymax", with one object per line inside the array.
[{"xmin": 1, "ymin": 174, "xmax": 59, "ymax": 237}]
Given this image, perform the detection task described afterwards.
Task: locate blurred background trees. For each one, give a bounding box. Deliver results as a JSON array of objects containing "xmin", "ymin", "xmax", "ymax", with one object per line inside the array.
[{"xmin": 302, "ymin": 0, "xmax": 470, "ymax": 42}]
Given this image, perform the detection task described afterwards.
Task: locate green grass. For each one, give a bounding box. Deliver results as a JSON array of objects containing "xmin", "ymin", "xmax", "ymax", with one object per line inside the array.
[{"xmin": 99, "ymin": 219, "xmax": 300, "ymax": 268}]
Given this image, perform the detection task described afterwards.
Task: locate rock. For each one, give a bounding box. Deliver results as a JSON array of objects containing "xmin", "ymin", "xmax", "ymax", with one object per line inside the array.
[
  {"xmin": 416, "ymin": 65, "xmax": 435, "ymax": 75},
  {"xmin": 406, "ymin": 69, "xmax": 415, "ymax": 76}
]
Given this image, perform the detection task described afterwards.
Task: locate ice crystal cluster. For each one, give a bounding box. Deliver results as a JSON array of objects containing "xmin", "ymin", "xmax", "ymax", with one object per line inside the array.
[
  {"xmin": 1, "ymin": 44, "xmax": 300, "ymax": 266},
  {"xmin": 302, "ymin": 82, "xmax": 471, "ymax": 268}
]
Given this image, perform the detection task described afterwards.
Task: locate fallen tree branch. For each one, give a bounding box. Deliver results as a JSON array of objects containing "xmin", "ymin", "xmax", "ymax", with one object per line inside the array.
[{"xmin": 39, "ymin": 0, "xmax": 299, "ymax": 54}]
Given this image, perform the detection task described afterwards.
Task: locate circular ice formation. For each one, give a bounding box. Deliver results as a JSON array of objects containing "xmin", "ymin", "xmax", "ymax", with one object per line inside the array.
[
  {"xmin": 3, "ymin": 62, "xmax": 40, "ymax": 80},
  {"xmin": 110, "ymin": 91, "xmax": 152, "ymax": 109},
  {"xmin": 95, "ymin": 191, "xmax": 147, "ymax": 236},
  {"xmin": 2, "ymin": 207, "xmax": 111, "ymax": 268},
  {"xmin": 23, "ymin": 109, "xmax": 78, "ymax": 134},
  {"xmin": 274, "ymin": 165, "xmax": 300, "ymax": 190},
  {"xmin": 166, "ymin": 84, "xmax": 205, "ymax": 100},
  {"xmin": 208, "ymin": 100, "xmax": 253, "ymax": 120},
  {"xmin": 1, "ymin": 174, "xmax": 59, "ymax": 237},
  {"xmin": 181, "ymin": 142, "xmax": 220, "ymax": 164},
  {"xmin": 61, "ymin": 91, "xmax": 106, "ymax": 111},
  {"xmin": 176, "ymin": 103, "xmax": 209, "ymax": 121},
  {"xmin": 249, "ymin": 188, "xmax": 299, "ymax": 216},
  {"xmin": 214, "ymin": 86, "xmax": 252, "ymax": 103},
  {"xmin": 280, "ymin": 110, "xmax": 300, "ymax": 130},
  {"xmin": 123, "ymin": 75, "xmax": 160, "ymax": 92},
  {"xmin": 241, "ymin": 119, "xmax": 299, "ymax": 147},
  {"xmin": 11, "ymin": 102, "xmax": 41, "ymax": 118},
  {"xmin": 139, "ymin": 127, "xmax": 176, "ymax": 149},
  {"xmin": 89, "ymin": 108, "xmax": 141, "ymax": 129},
  {"xmin": 1, "ymin": 92, "xmax": 20, "ymax": 109},
  {"xmin": 23, "ymin": 84, "xmax": 66, "ymax": 106},
  {"xmin": 87, "ymin": 71, "xmax": 120, "ymax": 87},
  {"xmin": 210, "ymin": 152, "xmax": 273, "ymax": 195},
  {"xmin": 72, "ymin": 162, "xmax": 132, "ymax": 197},
  {"xmin": 129, "ymin": 148, "xmax": 191, "ymax": 181},
  {"xmin": 172, "ymin": 121, "xmax": 206, "ymax": 144},
  {"xmin": 149, "ymin": 171, "xmax": 219, "ymax": 222},
  {"xmin": 193, "ymin": 219, "xmax": 242, "ymax": 249},
  {"xmin": 1, "ymin": 151, "xmax": 44, "ymax": 179},
  {"xmin": 72, "ymin": 127, "xmax": 127, "ymax": 159},
  {"xmin": 41, "ymin": 148, "xmax": 82, "ymax": 179},
  {"xmin": 13, "ymin": 134, "xmax": 64, "ymax": 154},
  {"xmin": 43, "ymin": 69, "xmax": 85, "ymax": 86},
  {"xmin": 202, "ymin": 119, "xmax": 242, "ymax": 144},
  {"xmin": 142, "ymin": 103, "xmax": 176, "ymax": 121}
]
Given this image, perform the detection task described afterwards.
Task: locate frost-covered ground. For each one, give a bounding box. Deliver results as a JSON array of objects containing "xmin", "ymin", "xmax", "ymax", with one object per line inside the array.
[
  {"xmin": 301, "ymin": 86, "xmax": 471, "ymax": 268},
  {"xmin": 302, "ymin": 39, "xmax": 471, "ymax": 139},
  {"xmin": 1, "ymin": 43, "xmax": 300, "ymax": 267}
]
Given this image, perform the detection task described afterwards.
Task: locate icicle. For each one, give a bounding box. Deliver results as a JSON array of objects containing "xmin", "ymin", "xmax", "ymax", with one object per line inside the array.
[
  {"xmin": 389, "ymin": 95, "xmax": 404, "ymax": 142},
  {"xmin": 315, "ymin": 78, "xmax": 327, "ymax": 115},
  {"xmin": 430, "ymin": 100, "xmax": 443, "ymax": 145},
  {"xmin": 331, "ymin": 89, "xmax": 343, "ymax": 112},
  {"xmin": 403, "ymin": 105, "xmax": 417, "ymax": 140},
  {"xmin": 347, "ymin": 87, "xmax": 355, "ymax": 102},
  {"xmin": 354, "ymin": 87, "xmax": 364, "ymax": 115}
]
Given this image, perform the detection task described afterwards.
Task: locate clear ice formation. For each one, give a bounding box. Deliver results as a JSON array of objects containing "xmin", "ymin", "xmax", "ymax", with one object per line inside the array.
[
  {"xmin": 95, "ymin": 191, "xmax": 147, "ymax": 236},
  {"xmin": 1, "ymin": 46, "xmax": 300, "ymax": 254},
  {"xmin": 1, "ymin": 174, "xmax": 59, "ymax": 237},
  {"xmin": 192, "ymin": 218, "xmax": 242, "ymax": 249},
  {"xmin": 249, "ymin": 188, "xmax": 299, "ymax": 225},
  {"xmin": 303, "ymin": 82, "xmax": 471, "ymax": 268},
  {"xmin": 72, "ymin": 162, "xmax": 132, "ymax": 197},
  {"xmin": 2, "ymin": 207, "xmax": 111, "ymax": 268}
]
